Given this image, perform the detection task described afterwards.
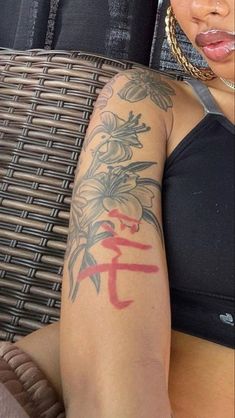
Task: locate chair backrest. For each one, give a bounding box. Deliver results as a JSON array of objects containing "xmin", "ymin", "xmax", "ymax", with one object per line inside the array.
[{"xmin": 0, "ymin": 49, "xmax": 159, "ymax": 342}]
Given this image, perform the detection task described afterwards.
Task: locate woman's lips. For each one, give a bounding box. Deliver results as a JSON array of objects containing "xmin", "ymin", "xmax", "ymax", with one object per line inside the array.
[
  {"xmin": 203, "ymin": 41, "xmax": 235, "ymax": 61},
  {"xmin": 195, "ymin": 30, "xmax": 235, "ymax": 62}
]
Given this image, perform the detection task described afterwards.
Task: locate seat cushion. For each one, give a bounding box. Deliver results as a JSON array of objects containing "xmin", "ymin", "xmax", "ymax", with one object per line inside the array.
[{"xmin": 0, "ymin": 341, "xmax": 65, "ymax": 418}]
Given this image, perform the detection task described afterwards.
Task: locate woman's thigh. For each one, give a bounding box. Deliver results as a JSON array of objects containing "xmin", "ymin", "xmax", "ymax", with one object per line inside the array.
[{"xmin": 14, "ymin": 321, "xmax": 63, "ymax": 401}]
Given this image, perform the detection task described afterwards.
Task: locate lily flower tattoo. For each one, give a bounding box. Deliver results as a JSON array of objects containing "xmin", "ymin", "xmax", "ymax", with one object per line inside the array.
[{"xmin": 66, "ymin": 109, "xmax": 163, "ymax": 306}]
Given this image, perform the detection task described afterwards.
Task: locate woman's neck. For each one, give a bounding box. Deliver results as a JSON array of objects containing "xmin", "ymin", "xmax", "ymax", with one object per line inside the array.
[
  {"xmin": 206, "ymin": 77, "xmax": 235, "ymax": 94},
  {"xmin": 204, "ymin": 78, "xmax": 235, "ymax": 125}
]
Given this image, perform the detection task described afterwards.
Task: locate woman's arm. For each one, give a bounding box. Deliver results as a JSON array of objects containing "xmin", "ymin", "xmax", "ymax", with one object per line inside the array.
[{"xmin": 60, "ymin": 69, "xmax": 175, "ymax": 418}]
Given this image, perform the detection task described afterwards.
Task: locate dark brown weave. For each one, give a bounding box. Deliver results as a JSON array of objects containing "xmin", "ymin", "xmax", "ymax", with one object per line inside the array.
[
  {"xmin": 0, "ymin": 49, "xmax": 149, "ymax": 342},
  {"xmin": 0, "ymin": 341, "xmax": 65, "ymax": 417}
]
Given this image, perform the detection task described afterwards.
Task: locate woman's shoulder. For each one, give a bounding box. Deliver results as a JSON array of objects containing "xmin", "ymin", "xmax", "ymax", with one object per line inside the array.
[
  {"xmin": 113, "ymin": 67, "xmax": 207, "ymax": 154},
  {"xmin": 113, "ymin": 67, "xmax": 190, "ymax": 101},
  {"xmin": 93, "ymin": 67, "xmax": 203, "ymax": 155},
  {"xmin": 110, "ymin": 67, "xmax": 181, "ymax": 108},
  {"xmin": 105, "ymin": 67, "xmax": 201, "ymax": 141},
  {"xmin": 99, "ymin": 67, "xmax": 180, "ymax": 140}
]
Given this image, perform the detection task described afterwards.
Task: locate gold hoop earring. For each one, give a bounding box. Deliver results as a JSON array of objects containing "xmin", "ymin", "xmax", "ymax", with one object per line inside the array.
[{"xmin": 165, "ymin": 6, "xmax": 215, "ymax": 81}]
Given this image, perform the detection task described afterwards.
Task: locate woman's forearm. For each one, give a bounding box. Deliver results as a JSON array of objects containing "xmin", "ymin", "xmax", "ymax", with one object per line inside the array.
[
  {"xmin": 67, "ymin": 399, "xmax": 172, "ymax": 418},
  {"xmin": 66, "ymin": 395, "xmax": 172, "ymax": 417},
  {"xmin": 65, "ymin": 358, "xmax": 172, "ymax": 418}
]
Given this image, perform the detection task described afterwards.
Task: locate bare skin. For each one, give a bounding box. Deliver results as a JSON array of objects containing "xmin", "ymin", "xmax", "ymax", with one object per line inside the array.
[
  {"xmin": 15, "ymin": 320, "xmax": 235, "ymax": 418},
  {"xmin": 15, "ymin": 1, "xmax": 234, "ymax": 417},
  {"xmin": 15, "ymin": 73, "xmax": 235, "ymax": 418}
]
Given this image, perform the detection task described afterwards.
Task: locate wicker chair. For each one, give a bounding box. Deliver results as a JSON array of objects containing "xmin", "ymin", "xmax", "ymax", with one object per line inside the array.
[{"xmin": 0, "ymin": 49, "xmax": 170, "ymax": 342}]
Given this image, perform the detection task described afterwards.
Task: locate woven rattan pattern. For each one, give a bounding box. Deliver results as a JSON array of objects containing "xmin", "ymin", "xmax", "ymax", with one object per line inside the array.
[{"xmin": 0, "ymin": 49, "xmax": 145, "ymax": 342}]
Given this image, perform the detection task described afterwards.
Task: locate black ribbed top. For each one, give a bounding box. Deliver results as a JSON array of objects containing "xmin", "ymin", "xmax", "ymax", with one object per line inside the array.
[{"xmin": 162, "ymin": 79, "xmax": 234, "ymax": 348}]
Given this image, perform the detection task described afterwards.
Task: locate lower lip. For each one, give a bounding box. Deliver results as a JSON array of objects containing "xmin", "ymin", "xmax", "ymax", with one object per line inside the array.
[{"xmin": 202, "ymin": 41, "xmax": 235, "ymax": 62}]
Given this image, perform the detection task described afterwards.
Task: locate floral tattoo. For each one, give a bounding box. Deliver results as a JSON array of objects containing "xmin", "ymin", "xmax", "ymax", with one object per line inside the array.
[
  {"xmin": 93, "ymin": 69, "xmax": 176, "ymax": 114},
  {"xmin": 118, "ymin": 69, "xmax": 175, "ymax": 110},
  {"xmin": 66, "ymin": 105, "xmax": 164, "ymax": 307},
  {"xmin": 119, "ymin": 70, "xmax": 175, "ymax": 111}
]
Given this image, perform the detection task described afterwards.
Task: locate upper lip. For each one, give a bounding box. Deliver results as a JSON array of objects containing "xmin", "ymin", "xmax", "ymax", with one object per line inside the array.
[{"xmin": 195, "ymin": 30, "xmax": 235, "ymax": 47}]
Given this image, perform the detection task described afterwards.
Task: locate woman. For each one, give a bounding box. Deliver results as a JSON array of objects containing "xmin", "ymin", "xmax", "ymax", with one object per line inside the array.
[{"xmin": 0, "ymin": 1, "xmax": 234, "ymax": 417}]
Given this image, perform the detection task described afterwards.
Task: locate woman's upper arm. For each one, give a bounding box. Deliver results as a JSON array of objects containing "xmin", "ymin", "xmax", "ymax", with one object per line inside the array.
[{"xmin": 60, "ymin": 68, "xmax": 175, "ymax": 399}]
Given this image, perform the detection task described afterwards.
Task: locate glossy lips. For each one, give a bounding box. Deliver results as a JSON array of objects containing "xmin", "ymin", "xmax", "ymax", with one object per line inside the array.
[{"xmin": 195, "ymin": 30, "xmax": 235, "ymax": 61}]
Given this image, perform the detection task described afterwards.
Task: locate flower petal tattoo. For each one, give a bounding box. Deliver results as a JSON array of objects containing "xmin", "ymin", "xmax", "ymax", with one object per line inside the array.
[
  {"xmin": 66, "ymin": 110, "xmax": 163, "ymax": 306},
  {"xmin": 118, "ymin": 69, "xmax": 175, "ymax": 111},
  {"xmin": 83, "ymin": 110, "xmax": 150, "ymax": 152}
]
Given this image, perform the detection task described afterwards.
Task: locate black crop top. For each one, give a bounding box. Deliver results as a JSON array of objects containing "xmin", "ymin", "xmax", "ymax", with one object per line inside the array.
[{"xmin": 162, "ymin": 78, "xmax": 234, "ymax": 349}]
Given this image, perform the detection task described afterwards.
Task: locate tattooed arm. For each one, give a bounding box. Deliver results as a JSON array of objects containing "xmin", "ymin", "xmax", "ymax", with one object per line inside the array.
[{"xmin": 60, "ymin": 69, "xmax": 175, "ymax": 418}]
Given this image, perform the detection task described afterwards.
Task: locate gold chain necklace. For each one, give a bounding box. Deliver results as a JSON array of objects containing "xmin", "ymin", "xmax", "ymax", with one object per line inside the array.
[{"xmin": 219, "ymin": 77, "xmax": 235, "ymax": 91}]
